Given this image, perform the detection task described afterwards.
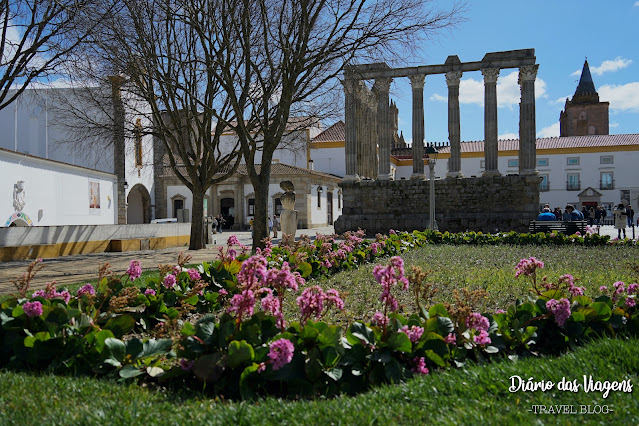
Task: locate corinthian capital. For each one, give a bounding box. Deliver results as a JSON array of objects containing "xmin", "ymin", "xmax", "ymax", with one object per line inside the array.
[
  {"xmin": 408, "ymin": 74, "xmax": 425, "ymax": 90},
  {"xmin": 445, "ymin": 71, "xmax": 463, "ymax": 87},
  {"xmin": 372, "ymin": 77, "xmax": 392, "ymax": 94},
  {"xmin": 481, "ymin": 68, "xmax": 500, "ymax": 84},
  {"xmin": 518, "ymin": 65, "xmax": 539, "ymax": 84}
]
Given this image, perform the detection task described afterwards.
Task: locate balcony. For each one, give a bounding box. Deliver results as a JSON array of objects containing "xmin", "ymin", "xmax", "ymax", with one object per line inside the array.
[
  {"xmin": 540, "ymin": 182, "xmax": 549, "ymax": 192},
  {"xmin": 566, "ymin": 180, "xmax": 581, "ymax": 191},
  {"xmin": 600, "ymin": 180, "xmax": 615, "ymax": 190}
]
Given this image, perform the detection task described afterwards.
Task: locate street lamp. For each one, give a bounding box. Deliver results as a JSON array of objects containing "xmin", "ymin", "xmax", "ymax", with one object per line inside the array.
[{"xmin": 425, "ymin": 144, "xmax": 438, "ymax": 230}]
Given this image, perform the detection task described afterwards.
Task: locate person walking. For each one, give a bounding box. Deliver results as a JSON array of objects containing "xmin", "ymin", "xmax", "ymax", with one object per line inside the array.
[
  {"xmin": 588, "ymin": 207, "xmax": 596, "ymax": 226},
  {"xmin": 268, "ymin": 216, "xmax": 273, "ymax": 236},
  {"xmin": 614, "ymin": 203, "xmax": 627, "ymax": 239},
  {"xmin": 273, "ymin": 215, "xmax": 279, "ymax": 238},
  {"xmin": 595, "ymin": 206, "xmax": 602, "ymax": 226},
  {"xmin": 627, "ymin": 204, "xmax": 635, "ymax": 228},
  {"xmin": 249, "ymin": 217, "xmax": 254, "ymax": 238}
]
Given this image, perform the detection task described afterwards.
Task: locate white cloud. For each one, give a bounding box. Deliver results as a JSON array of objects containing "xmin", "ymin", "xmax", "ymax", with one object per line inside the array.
[
  {"xmin": 498, "ymin": 132, "xmax": 518, "ymax": 140},
  {"xmin": 454, "ymin": 71, "xmax": 547, "ymax": 108},
  {"xmin": 610, "ymin": 122, "xmax": 620, "ymax": 128},
  {"xmin": 571, "ymin": 57, "xmax": 632, "ymax": 77},
  {"xmin": 538, "ymin": 122, "xmax": 560, "ymax": 138},
  {"xmin": 599, "ymin": 82, "xmax": 639, "ymax": 111},
  {"xmin": 430, "ymin": 93, "xmax": 446, "ymax": 102},
  {"xmin": 635, "ymin": 1, "xmax": 639, "ymax": 6},
  {"xmin": 553, "ymin": 96, "xmax": 569, "ymax": 105}
]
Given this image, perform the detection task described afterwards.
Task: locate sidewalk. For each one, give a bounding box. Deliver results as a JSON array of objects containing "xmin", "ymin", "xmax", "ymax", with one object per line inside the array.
[{"xmin": 0, "ymin": 226, "xmax": 337, "ymax": 294}]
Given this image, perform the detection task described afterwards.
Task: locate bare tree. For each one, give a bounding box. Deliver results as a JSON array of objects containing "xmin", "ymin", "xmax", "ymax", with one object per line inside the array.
[
  {"xmin": 0, "ymin": 0, "xmax": 103, "ymax": 110},
  {"xmin": 214, "ymin": 0, "xmax": 465, "ymax": 248},
  {"xmin": 72, "ymin": 0, "xmax": 242, "ymax": 249}
]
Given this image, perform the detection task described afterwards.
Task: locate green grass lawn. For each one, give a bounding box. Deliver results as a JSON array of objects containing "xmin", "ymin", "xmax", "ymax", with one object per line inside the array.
[{"xmin": 1, "ymin": 244, "xmax": 638, "ymax": 425}]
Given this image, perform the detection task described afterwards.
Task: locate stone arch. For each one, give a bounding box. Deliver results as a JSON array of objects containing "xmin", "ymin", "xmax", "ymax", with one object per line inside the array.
[
  {"xmin": 171, "ymin": 193, "xmax": 187, "ymax": 220},
  {"xmin": 127, "ymin": 183, "xmax": 152, "ymax": 224}
]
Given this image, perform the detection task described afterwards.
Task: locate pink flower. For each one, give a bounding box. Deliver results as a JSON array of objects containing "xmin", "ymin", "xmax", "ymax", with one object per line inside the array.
[
  {"xmin": 126, "ymin": 260, "xmax": 142, "ymax": 281},
  {"xmin": 410, "ymin": 356, "xmax": 429, "ymax": 375},
  {"xmin": 23, "ymin": 301, "xmax": 43, "ymax": 317},
  {"xmin": 76, "ymin": 284, "xmax": 96, "ymax": 297},
  {"xmin": 627, "ymin": 283, "xmax": 639, "ymax": 295},
  {"xmin": 466, "ymin": 313, "xmax": 490, "ymax": 331},
  {"xmin": 495, "ymin": 309, "xmax": 506, "ymax": 314},
  {"xmin": 473, "ymin": 329, "xmax": 492, "ymax": 346},
  {"xmin": 400, "ymin": 325, "xmax": 424, "ymax": 343},
  {"xmin": 163, "ymin": 274, "xmax": 177, "ymax": 289},
  {"xmin": 268, "ymin": 338, "xmax": 294, "ymax": 371},
  {"xmin": 259, "ymin": 288, "xmax": 281, "ymax": 317},
  {"xmin": 444, "ymin": 333, "xmax": 457, "ymax": 345},
  {"xmin": 546, "ymin": 298, "xmax": 571, "ymax": 327},
  {"xmin": 227, "ymin": 290, "xmax": 256, "ymax": 318},
  {"xmin": 324, "ymin": 289, "xmax": 344, "ymax": 311},
  {"xmin": 187, "ymin": 269, "xmax": 201, "ymax": 281},
  {"xmin": 257, "ymin": 362, "xmax": 266, "ymax": 373},
  {"xmin": 297, "ymin": 286, "xmax": 325, "ymax": 322},
  {"xmin": 373, "ymin": 256, "xmax": 409, "ymax": 314},
  {"xmin": 227, "ymin": 235, "xmax": 241, "ymax": 246},
  {"xmin": 144, "ymin": 288, "xmax": 156, "ymax": 296},
  {"xmin": 515, "ymin": 257, "xmax": 544, "ymax": 278},
  {"xmin": 218, "ymin": 289, "xmax": 228, "ymax": 296},
  {"xmin": 371, "ymin": 311, "xmax": 389, "ymax": 328},
  {"xmin": 236, "ymin": 255, "xmax": 268, "ymax": 290},
  {"xmin": 626, "ymin": 297, "xmax": 636, "ymax": 308},
  {"xmin": 32, "ymin": 283, "xmax": 70, "ymax": 303},
  {"xmin": 599, "ymin": 286, "xmax": 608, "ymax": 293},
  {"xmin": 179, "ymin": 359, "xmax": 194, "ymax": 371},
  {"xmin": 264, "ymin": 262, "xmax": 303, "ymax": 292}
]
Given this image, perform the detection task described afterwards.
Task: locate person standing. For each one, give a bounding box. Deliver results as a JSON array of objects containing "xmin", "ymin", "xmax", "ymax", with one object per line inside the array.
[
  {"xmin": 588, "ymin": 207, "xmax": 596, "ymax": 226},
  {"xmin": 553, "ymin": 207, "xmax": 562, "ymax": 220},
  {"xmin": 273, "ymin": 215, "xmax": 279, "ymax": 238},
  {"xmin": 268, "ymin": 216, "xmax": 273, "ymax": 236},
  {"xmin": 595, "ymin": 206, "xmax": 602, "ymax": 226},
  {"xmin": 562, "ymin": 205, "xmax": 573, "ymax": 221},
  {"xmin": 614, "ymin": 204, "xmax": 627, "ymax": 239},
  {"xmin": 627, "ymin": 204, "xmax": 635, "ymax": 228}
]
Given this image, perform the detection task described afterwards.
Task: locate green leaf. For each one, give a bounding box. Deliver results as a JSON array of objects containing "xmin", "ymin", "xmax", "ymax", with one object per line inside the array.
[
  {"xmin": 239, "ymin": 364, "xmax": 260, "ymax": 401},
  {"xmin": 428, "ymin": 304, "xmax": 449, "ymax": 318},
  {"xmin": 436, "ymin": 317, "xmax": 455, "ymax": 335},
  {"xmin": 103, "ymin": 338, "xmax": 126, "ymax": 367},
  {"xmin": 349, "ymin": 322, "xmax": 375, "ymax": 346},
  {"xmin": 125, "ymin": 339, "xmax": 144, "ymax": 359},
  {"xmin": 325, "ymin": 367, "xmax": 343, "ymax": 382},
  {"xmin": 181, "ymin": 322, "xmax": 196, "ymax": 336},
  {"xmin": 227, "ymin": 340, "xmax": 255, "ymax": 369},
  {"xmin": 484, "ymin": 345, "xmax": 499, "ymax": 354},
  {"xmin": 318, "ymin": 326, "xmax": 341, "ymax": 350},
  {"xmin": 146, "ymin": 366, "xmax": 165, "ymax": 377},
  {"xmin": 119, "ymin": 365, "xmax": 144, "ymax": 379},
  {"xmin": 297, "ymin": 262, "xmax": 313, "ymax": 278},
  {"xmin": 590, "ymin": 302, "xmax": 612, "ymax": 321},
  {"xmin": 383, "ymin": 358, "xmax": 405, "ymax": 383},
  {"xmin": 142, "ymin": 339, "xmax": 173, "ymax": 358},
  {"xmin": 103, "ymin": 314, "xmax": 136, "ymax": 338},
  {"xmin": 94, "ymin": 329, "xmax": 116, "ymax": 354},
  {"xmin": 425, "ymin": 349, "xmax": 446, "ymax": 367},
  {"xmin": 387, "ymin": 332, "xmax": 412, "ymax": 353}
]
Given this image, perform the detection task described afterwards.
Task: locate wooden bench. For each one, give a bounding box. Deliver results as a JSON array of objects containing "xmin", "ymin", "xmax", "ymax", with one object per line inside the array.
[{"xmin": 528, "ymin": 220, "xmax": 587, "ymax": 235}]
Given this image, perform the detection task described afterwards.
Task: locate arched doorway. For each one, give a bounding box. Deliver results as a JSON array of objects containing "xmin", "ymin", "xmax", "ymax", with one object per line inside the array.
[
  {"xmin": 220, "ymin": 197, "xmax": 235, "ymax": 229},
  {"xmin": 127, "ymin": 184, "xmax": 152, "ymax": 224}
]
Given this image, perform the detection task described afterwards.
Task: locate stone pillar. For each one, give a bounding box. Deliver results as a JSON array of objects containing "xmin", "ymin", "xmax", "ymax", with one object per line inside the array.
[
  {"xmin": 409, "ymin": 74, "xmax": 426, "ymax": 179},
  {"xmin": 109, "ymin": 75, "xmax": 127, "ymax": 224},
  {"xmin": 373, "ymin": 77, "xmax": 392, "ymax": 180},
  {"xmin": 518, "ymin": 64, "xmax": 539, "ymax": 175},
  {"xmin": 446, "ymin": 71, "xmax": 463, "ymax": 178},
  {"xmin": 482, "ymin": 68, "xmax": 500, "ymax": 177},
  {"xmin": 342, "ymin": 78, "xmax": 360, "ymax": 182}
]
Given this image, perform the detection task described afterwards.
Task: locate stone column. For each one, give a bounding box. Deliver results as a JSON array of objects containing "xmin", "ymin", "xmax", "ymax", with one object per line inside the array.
[
  {"xmin": 409, "ymin": 74, "xmax": 426, "ymax": 179},
  {"xmin": 373, "ymin": 77, "xmax": 392, "ymax": 180},
  {"xmin": 342, "ymin": 78, "xmax": 360, "ymax": 182},
  {"xmin": 482, "ymin": 68, "xmax": 500, "ymax": 177},
  {"xmin": 109, "ymin": 75, "xmax": 127, "ymax": 224},
  {"xmin": 446, "ymin": 71, "xmax": 463, "ymax": 178},
  {"xmin": 518, "ymin": 64, "xmax": 539, "ymax": 175}
]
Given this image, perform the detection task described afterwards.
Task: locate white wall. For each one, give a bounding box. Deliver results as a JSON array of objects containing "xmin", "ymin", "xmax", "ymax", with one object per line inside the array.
[
  {"xmin": 310, "ymin": 147, "xmax": 345, "ymax": 177},
  {"xmin": 167, "ymin": 185, "xmax": 193, "ymax": 221},
  {"xmin": 0, "ymin": 150, "xmax": 117, "ymax": 226}
]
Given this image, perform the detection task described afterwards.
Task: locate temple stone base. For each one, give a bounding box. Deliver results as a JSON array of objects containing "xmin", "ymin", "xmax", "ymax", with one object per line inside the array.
[{"xmin": 334, "ymin": 175, "xmax": 540, "ymax": 235}]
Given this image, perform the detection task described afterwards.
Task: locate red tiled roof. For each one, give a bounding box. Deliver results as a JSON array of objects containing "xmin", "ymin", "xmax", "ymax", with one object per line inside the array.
[{"xmin": 312, "ymin": 121, "xmax": 345, "ymax": 143}]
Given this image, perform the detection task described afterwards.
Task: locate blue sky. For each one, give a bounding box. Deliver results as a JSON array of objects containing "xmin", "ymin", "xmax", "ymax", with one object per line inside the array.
[{"xmin": 389, "ymin": 0, "xmax": 639, "ymax": 144}]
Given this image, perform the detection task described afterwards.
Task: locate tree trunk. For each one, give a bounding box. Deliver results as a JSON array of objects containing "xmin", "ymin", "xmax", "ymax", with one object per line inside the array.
[
  {"xmin": 189, "ymin": 185, "xmax": 206, "ymax": 250},
  {"xmin": 252, "ymin": 177, "xmax": 270, "ymax": 249}
]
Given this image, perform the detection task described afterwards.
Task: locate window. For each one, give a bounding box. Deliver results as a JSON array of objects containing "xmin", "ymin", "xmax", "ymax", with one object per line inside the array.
[
  {"xmin": 567, "ymin": 157, "xmax": 580, "ymax": 166},
  {"xmin": 507, "ymin": 159, "xmax": 519, "ymax": 168},
  {"xmin": 274, "ymin": 198, "xmax": 282, "ymax": 216},
  {"xmin": 600, "ymin": 172, "xmax": 614, "ymax": 190},
  {"xmin": 134, "ymin": 119, "xmax": 143, "ymax": 167},
  {"xmin": 540, "ymin": 175, "xmax": 549, "ymax": 192},
  {"xmin": 337, "ymin": 190, "xmax": 342, "ymax": 209},
  {"xmin": 248, "ymin": 198, "xmax": 255, "ymax": 216},
  {"xmin": 600, "ymin": 155, "xmax": 614, "ymax": 165},
  {"xmin": 173, "ymin": 199, "xmax": 184, "ymax": 217},
  {"xmin": 317, "ymin": 187, "xmax": 322, "ymax": 208},
  {"xmin": 567, "ymin": 173, "xmax": 580, "ymax": 191},
  {"xmin": 480, "ymin": 160, "xmax": 485, "ymax": 169},
  {"xmin": 537, "ymin": 158, "xmax": 549, "ymax": 167}
]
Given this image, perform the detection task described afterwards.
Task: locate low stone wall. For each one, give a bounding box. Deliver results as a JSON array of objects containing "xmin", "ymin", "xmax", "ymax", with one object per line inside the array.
[
  {"xmin": 0, "ymin": 223, "xmax": 191, "ymax": 261},
  {"xmin": 334, "ymin": 175, "xmax": 540, "ymax": 235}
]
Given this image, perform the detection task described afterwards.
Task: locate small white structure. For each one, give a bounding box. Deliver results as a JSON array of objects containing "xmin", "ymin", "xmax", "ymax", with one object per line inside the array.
[{"xmin": 0, "ymin": 148, "xmax": 117, "ymax": 226}]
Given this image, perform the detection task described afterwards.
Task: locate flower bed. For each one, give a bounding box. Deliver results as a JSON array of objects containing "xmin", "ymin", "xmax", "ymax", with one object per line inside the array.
[{"xmin": 1, "ymin": 231, "xmax": 638, "ymax": 400}]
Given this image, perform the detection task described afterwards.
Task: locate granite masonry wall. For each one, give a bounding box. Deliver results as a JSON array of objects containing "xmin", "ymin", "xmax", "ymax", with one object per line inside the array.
[{"xmin": 334, "ymin": 175, "xmax": 540, "ymax": 234}]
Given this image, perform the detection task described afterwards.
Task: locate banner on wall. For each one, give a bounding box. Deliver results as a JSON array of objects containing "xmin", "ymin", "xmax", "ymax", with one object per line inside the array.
[{"xmin": 89, "ymin": 180, "xmax": 101, "ymax": 213}]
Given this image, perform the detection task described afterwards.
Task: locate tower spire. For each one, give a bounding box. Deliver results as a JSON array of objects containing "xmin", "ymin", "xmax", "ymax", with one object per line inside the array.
[{"xmin": 573, "ymin": 60, "xmax": 598, "ymax": 99}]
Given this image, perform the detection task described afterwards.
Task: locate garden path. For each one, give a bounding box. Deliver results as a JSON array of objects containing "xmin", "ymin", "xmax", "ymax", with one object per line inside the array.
[{"xmin": 0, "ymin": 226, "xmax": 336, "ymax": 294}]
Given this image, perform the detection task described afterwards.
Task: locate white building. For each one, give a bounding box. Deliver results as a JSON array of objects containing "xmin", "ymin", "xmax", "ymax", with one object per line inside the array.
[{"xmin": 0, "ymin": 85, "xmax": 155, "ymax": 227}]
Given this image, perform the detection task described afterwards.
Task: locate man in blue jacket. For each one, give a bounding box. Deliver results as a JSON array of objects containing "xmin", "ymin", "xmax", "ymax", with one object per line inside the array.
[{"xmin": 537, "ymin": 208, "xmax": 557, "ymax": 221}]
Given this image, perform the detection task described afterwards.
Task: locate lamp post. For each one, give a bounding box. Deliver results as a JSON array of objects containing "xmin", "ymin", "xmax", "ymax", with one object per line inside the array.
[{"xmin": 425, "ymin": 145, "xmax": 439, "ymax": 230}]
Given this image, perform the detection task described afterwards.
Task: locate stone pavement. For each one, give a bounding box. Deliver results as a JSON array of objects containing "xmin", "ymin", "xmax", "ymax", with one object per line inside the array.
[
  {"xmin": 0, "ymin": 224, "xmax": 634, "ymax": 295},
  {"xmin": 0, "ymin": 226, "xmax": 337, "ymax": 294}
]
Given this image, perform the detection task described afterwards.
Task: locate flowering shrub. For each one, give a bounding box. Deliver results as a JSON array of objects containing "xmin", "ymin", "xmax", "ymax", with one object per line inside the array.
[{"xmin": 1, "ymin": 230, "xmax": 638, "ymax": 400}]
